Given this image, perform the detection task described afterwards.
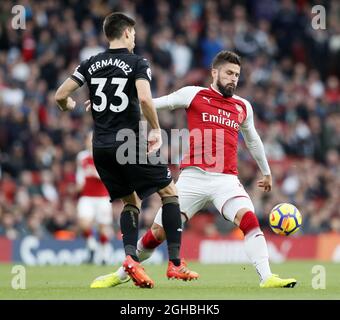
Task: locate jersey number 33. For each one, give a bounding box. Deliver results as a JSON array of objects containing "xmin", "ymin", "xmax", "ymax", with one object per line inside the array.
[{"xmin": 91, "ymin": 77, "xmax": 128, "ymax": 113}]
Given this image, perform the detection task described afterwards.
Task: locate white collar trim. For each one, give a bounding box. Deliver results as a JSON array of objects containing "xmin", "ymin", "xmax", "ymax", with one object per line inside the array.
[{"xmin": 210, "ymin": 84, "xmax": 223, "ymax": 96}]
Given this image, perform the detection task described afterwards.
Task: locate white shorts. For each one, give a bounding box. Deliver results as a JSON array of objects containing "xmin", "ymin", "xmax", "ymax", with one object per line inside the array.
[
  {"xmin": 154, "ymin": 167, "xmax": 254, "ymax": 226},
  {"xmin": 77, "ymin": 196, "xmax": 113, "ymax": 225}
]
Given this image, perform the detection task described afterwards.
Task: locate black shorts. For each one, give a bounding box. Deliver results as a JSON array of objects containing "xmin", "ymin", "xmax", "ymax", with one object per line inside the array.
[{"xmin": 93, "ymin": 146, "xmax": 172, "ymax": 201}]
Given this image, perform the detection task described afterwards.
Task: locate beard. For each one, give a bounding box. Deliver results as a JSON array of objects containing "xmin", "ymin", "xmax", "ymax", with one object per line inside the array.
[{"xmin": 216, "ymin": 78, "xmax": 236, "ymax": 97}]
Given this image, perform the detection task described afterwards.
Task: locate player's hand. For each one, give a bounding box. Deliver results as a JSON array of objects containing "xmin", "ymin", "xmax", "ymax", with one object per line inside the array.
[
  {"xmin": 257, "ymin": 175, "xmax": 272, "ymax": 192},
  {"xmin": 66, "ymin": 97, "xmax": 76, "ymax": 111},
  {"xmin": 147, "ymin": 129, "xmax": 162, "ymax": 154},
  {"xmin": 85, "ymin": 100, "xmax": 91, "ymax": 112}
]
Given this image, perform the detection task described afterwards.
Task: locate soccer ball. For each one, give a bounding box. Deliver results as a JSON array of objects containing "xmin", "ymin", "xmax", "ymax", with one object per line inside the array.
[{"xmin": 269, "ymin": 203, "xmax": 302, "ymax": 236}]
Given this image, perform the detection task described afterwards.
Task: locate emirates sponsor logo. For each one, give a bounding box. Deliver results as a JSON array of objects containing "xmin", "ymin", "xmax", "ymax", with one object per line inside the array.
[
  {"xmin": 202, "ymin": 113, "xmax": 239, "ymax": 130},
  {"xmin": 201, "ymin": 108, "xmax": 240, "ymax": 130}
]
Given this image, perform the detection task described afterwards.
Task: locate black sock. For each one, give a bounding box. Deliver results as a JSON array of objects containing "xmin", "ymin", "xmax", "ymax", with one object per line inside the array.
[
  {"xmin": 162, "ymin": 201, "xmax": 182, "ymax": 267},
  {"xmin": 120, "ymin": 205, "xmax": 140, "ymax": 262}
]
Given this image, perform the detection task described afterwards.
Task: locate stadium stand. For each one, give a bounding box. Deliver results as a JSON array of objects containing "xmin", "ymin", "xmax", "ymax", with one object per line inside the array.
[{"xmin": 0, "ymin": 0, "xmax": 339, "ymax": 241}]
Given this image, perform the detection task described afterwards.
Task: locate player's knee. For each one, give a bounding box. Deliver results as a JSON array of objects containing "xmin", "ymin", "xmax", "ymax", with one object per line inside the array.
[
  {"xmin": 151, "ymin": 223, "xmax": 166, "ymax": 242},
  {"xmin": 180, "ymin": 212, "xmax": 188, "ymax": 224},
  {"xmin": 98, "ymin": 224, "xmax": 112, "ymax": 236},
  {"xmin": 161, "ymin": 196, "xmax": 179, "ymax": 206},
  {"xmin": 237, "ymin": 210, "xmax": 260, "ymax": 236},
  {"xmin": 158, "ymin": 181, "xmax": 177, "ymax": 198},
  {"xmin": 78, "ymin": 219, "xmax": 92, "ymax": 231},
  {"xmin": 121, "ymin": 192, "xmax": 142, "ymax": 209}
]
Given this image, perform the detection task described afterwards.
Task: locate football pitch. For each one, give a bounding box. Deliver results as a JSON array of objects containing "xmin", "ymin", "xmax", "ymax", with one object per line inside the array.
[{"xmin": 0, "ymin": 261, "xmax": 339, "ymax": 300}]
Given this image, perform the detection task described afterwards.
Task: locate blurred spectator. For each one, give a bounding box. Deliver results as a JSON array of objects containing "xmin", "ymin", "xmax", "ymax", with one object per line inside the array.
[
  {"xmin": 169, "ymin": 34, "xmax": 193, "ymax": 78},
  {"xmin": 200, "ymin": 25, "xmax": 223, "ymax": 68},
  {"xmin": 0, "ymin": 210, "xmax": 20, "ymax": 240},
  {"xmin": 79, "ymin": 36, "xmax": 105, "ymax": 61}
]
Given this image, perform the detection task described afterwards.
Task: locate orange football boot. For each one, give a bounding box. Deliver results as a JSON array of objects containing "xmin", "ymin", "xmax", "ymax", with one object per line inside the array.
[
  {"xmin": 167, "ymin": 259, "xmax": 199, "ymax": 281},
  {"xmin": 122, "ymin": 255, "xmax": 154, "ymax": 288}
]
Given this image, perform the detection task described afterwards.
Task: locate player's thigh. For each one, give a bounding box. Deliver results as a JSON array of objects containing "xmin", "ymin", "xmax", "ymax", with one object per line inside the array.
[
  {"xmin": 153, "ymin": 169, "xmax": 210, "ymax": 226},
  {"xmin": 77, "ymin": 197, "xmax": 96, "ymax": 223},
  {"xmin": 98, "ymin": 167, "xmax": 134, "ymax": 201},
  {"xmin": 157, "ymin": 180, "xmax": 177, "ymax": 198},
  {"xmin": 221, "ymin": 196, "xmax": 255, "ymax": 222},
  {"xmin": 174, "ymin": 169, "xmax": 210, "ymax": 219},
  {"xmin": 94, "ymin": 197, "xmax": 113, "ymax": 225},
  {"xmin": 121, "ymin": 192, "xmax": 142, "ymax": 208},
  {"xmin": 125, "ymin": 162, "xmax": 173, "ymax": 200},
  {"xmin": 211, "ymin": 175, "xmax": 253, "ymax": 221},
  {"xmin": 93, "ymin": 147, "xmax": 135, "ymax": 200}
]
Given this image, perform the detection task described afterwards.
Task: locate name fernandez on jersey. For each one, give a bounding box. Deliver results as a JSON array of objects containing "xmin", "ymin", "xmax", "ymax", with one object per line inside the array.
[
  {"xmin": 70, "ymin": 48, "xmax": 152, "ymax": 148},
  {"xmin": 87, "ymin": 58, "xmax": 132, "ymax": 76}
]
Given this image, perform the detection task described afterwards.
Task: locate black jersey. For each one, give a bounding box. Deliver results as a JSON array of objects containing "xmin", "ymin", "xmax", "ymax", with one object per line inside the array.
[{"xmin": 71, "ymin": 48, "xmax": 152, "ymax": 148}]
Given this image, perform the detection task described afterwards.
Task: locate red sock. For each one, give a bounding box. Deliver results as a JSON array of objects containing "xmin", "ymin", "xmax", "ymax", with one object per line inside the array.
[
  {"xmin": 239, "ymin": 211, "xmax": 260, "ymax": 236},
  {"xmin": 99, "ymin": 233, "xmax": 109, "ymax": 244},
  {"xmin": 82, "ymin": 229, "xmax": 92, "ymax": 239},
  {"xmin": 141, "ymin": 229, "xmax": 162, "ymax": 249}
]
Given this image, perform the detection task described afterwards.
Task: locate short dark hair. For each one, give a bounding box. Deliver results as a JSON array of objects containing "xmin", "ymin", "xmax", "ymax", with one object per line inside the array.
[
  {"xmin": 103, "ymin": 12, "xmax": 136, "ymax": 41},
  {"xmin": 212, "ymin": 51, "xmax": 241, "ymax": 69}
]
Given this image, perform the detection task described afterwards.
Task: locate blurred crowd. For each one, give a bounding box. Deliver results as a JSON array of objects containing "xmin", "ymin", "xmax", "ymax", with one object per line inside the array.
[{"xmin": 0, "ymin": 0, "xmax": 339, "ymax": 240}]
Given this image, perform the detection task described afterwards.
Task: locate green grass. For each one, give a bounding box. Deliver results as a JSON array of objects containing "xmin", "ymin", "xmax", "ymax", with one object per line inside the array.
[{"xmin": 0, "ymin": 261, "xmax": 339, "ymax": 300}]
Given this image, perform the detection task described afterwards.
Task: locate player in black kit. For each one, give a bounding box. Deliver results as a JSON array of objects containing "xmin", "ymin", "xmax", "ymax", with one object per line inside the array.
[{"xmin": 55, "ymin": 12, "xmax": 198, "ymax": 288}]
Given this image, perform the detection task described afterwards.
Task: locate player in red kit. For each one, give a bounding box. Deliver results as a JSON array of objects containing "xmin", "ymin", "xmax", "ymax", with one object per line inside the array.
[
  {"xmin": 77, "ymin": 132, "xmax": 113, "ymax": 264},
  {"xmin": 90, "ymin": 51, "xmax": 296, "ymax": 288}
]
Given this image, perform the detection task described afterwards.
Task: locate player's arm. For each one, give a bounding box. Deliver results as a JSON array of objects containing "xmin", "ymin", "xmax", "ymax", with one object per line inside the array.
[
  {"xmin": 56, "ymin": 60, "xmax": 88, "ymax": 112},
  {"xmin": 136, "ymin": 79, "xmax": 160, "ymax": 130},
  {"xmin": 240, "ymin": 103, "xmax": 272, "ymax": 192},
  {"xmin": 136, "ymin": 79, "xmax": 162, "ymax": 153},
  {"xmin": 55, "ymin": 78, "xmax": 80, "ymax": 112},
  {"xmin": 153, "ymin": 86, "xmax": 202, "ymax": 110}
]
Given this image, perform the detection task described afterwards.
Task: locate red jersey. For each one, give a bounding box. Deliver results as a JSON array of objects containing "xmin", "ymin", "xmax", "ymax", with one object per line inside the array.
[
  {"xmin": 153, "ymin": 85, "xmax": 270, "ymax": 176},
  {"xmin": 76, "ymin": 150, "xmax": 109, "ymax": 197}
]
